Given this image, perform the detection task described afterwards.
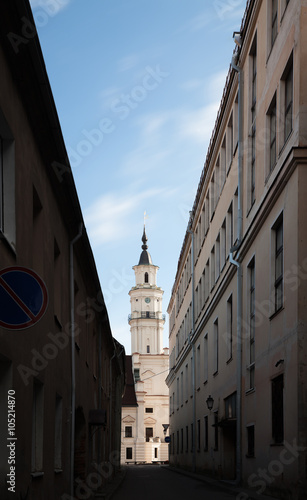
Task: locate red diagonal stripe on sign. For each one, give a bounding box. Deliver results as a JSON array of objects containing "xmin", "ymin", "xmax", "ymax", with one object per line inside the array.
[{"xmin": 0, "ymin": 276, "xmax": 37, "ymax": 322}]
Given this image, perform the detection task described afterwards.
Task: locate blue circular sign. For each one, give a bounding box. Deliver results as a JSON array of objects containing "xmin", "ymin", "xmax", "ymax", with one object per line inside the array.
[
  {"xmin": 0, "ymin": 267, "xmax": 48, "ymax": 330},
  {"xmin": 165, "ymin": 436, "xmax": 171, "ymax": 443}
]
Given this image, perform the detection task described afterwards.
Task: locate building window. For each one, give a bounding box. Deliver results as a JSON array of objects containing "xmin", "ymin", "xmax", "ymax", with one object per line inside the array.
[
  {"xmin": 176, "ymin": 430, "xmax": 180, "ymax": 454},
  {"xmin": 0, "ymin": 115, "xmax": 16, "ymax": 247},
  {"xmin": 274, "ymin": 218, "xmax": 283, "ymax": 312},
  {"xmin": 247, "ymin": 425, "xmax": 255, "ymax": 457},
  {"xmin": 214, "ymin": 412, "xmax": 219, "ymax": 450},
  {"xmin": 221, "ymin": 137, "xmax": 226, "ymax": 186},
  {"xmin": 185, "ymin": 364, "xmax": 188, "ymax": 401},
  {"xmin": 204, "ymin": 416, "xmax": 208, "ymax": 451},
  {"xmin": 205, "ymin": 192, "xmax": 210, "ymax": 234},
  {"xmin": 191, "ymin": 423, "xmax": 194, "ymax": 452},
  {"xmin": 181, "ymin": 428, "xmax": 184, "ymax": 453},
  {"xmin": 248, "ymin": 258, "xmax": 255, "ymax": 389},
  {"xmin": 154, "ymin": 447, "xmax": 158, "ymax": 459},
  {"xmin": 147, "ymin": 345, "xmax": 150, "ymax": 353},
  {"xmin": 213, "ymin": 319, "xmax": 218, "ymax": 374},
  {"xmin": 210, "ymin": 173, "xmax": 215, "ymax": 219},
  {"xmin": 145, "ymin": 272, "xmax": 149, "ymax": 283},
  {"xmin": 271, "ymin": 0, "xmax": 278, "ymax": 48},
  {"xmin": 272, "ymin": 375, "xmax": 284, "ymax": 443},
  {"xmin": 215, "ymin": 233, "xmax": 220, "ymax": 282},
  {"xmin": 227, "ymin": 294, "xmax": 233, "ymax": 361},
  {"xmin": 54, "ymin": 395, "xmax": 62, "ymax": 470},
  {"xmin": 196, "ymin": 345, "xmax": 200, "ymax": 389},
  {"xmin": 197, "ymin": 420, "xmax": 201, "ymax": 452},
  {"xmin": 284, "ymin": 62, "xmax": 293, "ymax": 142},
  {"xmin": 227, "ymin": 202, "xmax": 233, "ymax": 255},
  {"xmin": 204, "ymin": 333, "xmax": 208, "ymax": 383},
  {"xmin": 134, "ymin": 369, "xmax": 140, "ymax": 382},
  {"xmin": 125, "ymin": 426, "xmax": 133, "ymax": 438},
  {"xmin": 250, "ymin": 36, "xmax": 257, "ymax": 207},
  {"xmin": 211, "ymin": 246, "xmax": 215, "ymax": 291},
  {"xmin": 221, "ymin": 219, "xmax": 226, "ymax": 270},
  {"xmin": 225, "ymin": 392, "xmax": 236, "ymax": 419},
  {"xmin": 268, "ymin": 95, "xmax": 277, "ymax": 173},
  {"xmin": 146, "ymin": 427, "xmax": 153, "ymax": 442},
  {"xmin": 145, "ymin": 407, "xmax": 153, "ymax": 413},
  {"xmin": 227, "ymin": 114, "xmax": 233, "ymax": 171},
  {"xmin": 185, "ymin": 426, "xmax": 189, "ymax": 452},
  {"xmin": 32, "ymin": 380, "xmax": 44, "ymax": 472},
  {"xmin": 126, "ymin": 447, "xmax": 132, "ymax": 460}
]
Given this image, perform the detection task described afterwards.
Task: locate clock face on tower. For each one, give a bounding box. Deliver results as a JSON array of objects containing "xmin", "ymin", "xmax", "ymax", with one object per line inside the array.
[{"xmin": 145, "ymin": 297, "xmax": 151, "ymax": 304}]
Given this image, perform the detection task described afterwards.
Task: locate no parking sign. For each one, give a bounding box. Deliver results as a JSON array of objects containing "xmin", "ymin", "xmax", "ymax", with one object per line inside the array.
[{"xmin": 0, "ymin": 267, "xmax": 48, "ymax": 330}]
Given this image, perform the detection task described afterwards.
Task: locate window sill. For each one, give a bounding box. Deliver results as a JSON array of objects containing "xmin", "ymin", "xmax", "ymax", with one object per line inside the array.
[
  {"xmin": 213, "ymin": 371, "xmax": 218, "ymax": 377},
  {"xmin": 54, "ymin": 469, "xmax": 63, "ymax": 474},
  {"xmin": 226, "ymin": 357, "xmax": 233, "ymax": 365},
  {"xmin": 0, "ymin": 231, "xmax": 16, "ymax": 256},
  {"xmin": 245, "ymin": 454, "xmax": 255, "ymax": 459},
  {"xmin": 245, "ymin": 388, "xmax": 255, "ymax": 396},
  {"xmin": 269, "ymin": 306, "xmax": 284, "ymax": 321},
  {"xmin": 31, "ymin": 472, "xmax": 44, "ymax": 478}
]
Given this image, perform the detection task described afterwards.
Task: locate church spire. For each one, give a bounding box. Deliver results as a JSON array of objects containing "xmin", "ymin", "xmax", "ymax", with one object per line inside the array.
[
  {"xmin": 138, "ymin": 225, "xmax": 152, "ymax": 265},
  {"xmin": 142, "ymin": 225, "xmax": 148, "ymax": 250}
]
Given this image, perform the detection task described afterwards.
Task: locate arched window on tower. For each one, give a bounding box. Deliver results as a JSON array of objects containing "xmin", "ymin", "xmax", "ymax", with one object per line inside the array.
[{"xmin": 145, "ymin": 272, "xmax": 149, "ymax": 283}]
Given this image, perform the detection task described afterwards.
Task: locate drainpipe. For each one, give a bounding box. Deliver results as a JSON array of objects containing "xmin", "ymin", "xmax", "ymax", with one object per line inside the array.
[
  {"xmin": 187, "ymin": 211, "xmax": 196, "ymax": 473},
  {"xmin": 231, "ymin": 39, "xmax": 243, "ymax": 486},
  {"xmin": 70, "ymin": 223, "xmax": 83, "ymax": 498}
]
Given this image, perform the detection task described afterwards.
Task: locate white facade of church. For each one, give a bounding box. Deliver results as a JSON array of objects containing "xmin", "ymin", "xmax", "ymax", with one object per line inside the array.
[{"xmin": 121, "ymin": 228, "xmax": 169, "ymax": 464}]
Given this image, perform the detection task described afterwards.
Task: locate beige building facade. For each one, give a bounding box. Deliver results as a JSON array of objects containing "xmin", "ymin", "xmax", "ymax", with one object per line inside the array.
[
  {"xmin": 166, "ymin": 1, "xmax": 307, "ymax": 498},
  {"xmin": 121, "ymin": 229, "xmax": 169, "ymax": 464}
]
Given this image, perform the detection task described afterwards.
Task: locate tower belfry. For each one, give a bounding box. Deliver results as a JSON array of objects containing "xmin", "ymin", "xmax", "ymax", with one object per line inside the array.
[{"xmin": 128, "ymin": 226, "xmax": 165, "ymax": 355}]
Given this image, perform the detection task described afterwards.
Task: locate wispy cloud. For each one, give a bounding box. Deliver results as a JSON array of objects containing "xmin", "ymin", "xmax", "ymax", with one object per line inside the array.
[
  {"xmin": 186, "ymin": 10, "xmax": 213, "ymax": 32},
  {"xmin": 29, "ymin": 0, "xmax": 71, "ymax": 14},
  {"xmin": 84, "ymin": 187, "xmax": 170, "ymax": 247},
  {"xmin": 117, "ymin": 54, "xmax": 140, "ymax": 73}
]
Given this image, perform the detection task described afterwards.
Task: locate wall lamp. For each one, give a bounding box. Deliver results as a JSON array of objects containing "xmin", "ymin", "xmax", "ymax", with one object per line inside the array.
[
  {"xmin": 233, "ymin": 31, "xmax": 242, "ymax": 47},
  {"xmin": 206, "ymin": 395, "xmax": 214, "ymax": 411}
]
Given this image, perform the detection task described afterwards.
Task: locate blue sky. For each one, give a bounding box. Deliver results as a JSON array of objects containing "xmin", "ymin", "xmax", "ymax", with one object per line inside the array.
[{"xmin": 29, "ymin": 0, "xmax": 247, "ymax": 354}]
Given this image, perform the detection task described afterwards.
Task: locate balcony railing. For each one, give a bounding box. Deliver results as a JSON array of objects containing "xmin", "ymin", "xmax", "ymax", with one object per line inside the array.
[{"xmin": 128, "ymin": 312, "xmax": 166, "ymax": 322}]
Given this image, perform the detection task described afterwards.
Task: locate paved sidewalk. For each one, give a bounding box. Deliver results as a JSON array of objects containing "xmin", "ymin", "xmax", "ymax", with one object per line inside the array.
[
  {"xmin": 94, "ymin": 467, "xmax": 127, "ymax": 500},
  {"xmin": 164, "ymin": 465, "xmax": 279, "ymax": 500}
]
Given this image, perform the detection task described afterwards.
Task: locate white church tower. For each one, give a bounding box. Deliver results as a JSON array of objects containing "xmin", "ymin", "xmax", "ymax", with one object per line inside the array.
[{"xmin": 121, "ymin": 226, "xmax": 169, "ymax": 464}]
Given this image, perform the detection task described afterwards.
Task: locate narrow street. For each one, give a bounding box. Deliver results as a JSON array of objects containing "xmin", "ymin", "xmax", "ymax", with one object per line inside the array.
[{"xmin": 112, "ymin": 465, "xmax": 238, "ymax": 500}]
